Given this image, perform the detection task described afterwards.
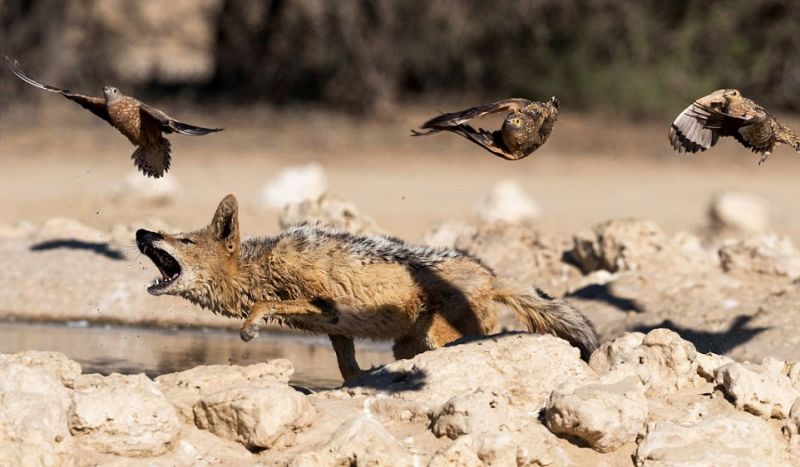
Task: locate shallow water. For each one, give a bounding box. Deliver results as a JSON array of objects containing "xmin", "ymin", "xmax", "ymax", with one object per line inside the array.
[{"xmin": 0, "ymin": 321, "xmax": 393, "ymax": 389}]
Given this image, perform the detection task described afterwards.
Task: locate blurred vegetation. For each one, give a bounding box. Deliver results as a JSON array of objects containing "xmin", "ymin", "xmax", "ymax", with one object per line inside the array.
[{"xmin": 1, "ymin": 0, "xmax": 798, "ymax": 118}]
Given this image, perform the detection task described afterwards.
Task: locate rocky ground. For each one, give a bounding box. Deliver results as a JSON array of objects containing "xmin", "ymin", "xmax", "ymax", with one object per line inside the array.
[
  {"xmin": 4, "ymin": 329, "xmax": 800, "ymax": 466},
  {"xmin": 4, "ymin": 162, "xmax": 800, "ymax": 464}
]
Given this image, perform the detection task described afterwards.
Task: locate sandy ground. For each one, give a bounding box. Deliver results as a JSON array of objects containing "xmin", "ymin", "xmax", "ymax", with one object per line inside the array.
[{"xmin": 2, "ymin": 104, "xmax": 800, "ymax": 242}]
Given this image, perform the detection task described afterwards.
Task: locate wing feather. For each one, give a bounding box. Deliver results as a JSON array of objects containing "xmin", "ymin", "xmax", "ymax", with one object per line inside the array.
[
  {"xmin": 415, "ymin": 98, "xmax": 529, "ymax": 132},
  {"xmin": 3, "ymin": 56, "xmax": 109, "ymax": 123},
  {"xmin": 139, "ymin": 103, "xmax": 223, "ymax": 136}
]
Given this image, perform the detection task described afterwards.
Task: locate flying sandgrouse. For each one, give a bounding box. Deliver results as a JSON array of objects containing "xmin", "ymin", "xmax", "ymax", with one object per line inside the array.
[
  {"xmin": 669, "ymin": 89, "xmax": 800, "ymax": 164},
  {"xmin": 4, "ymin": 56, "xmax": 223, "ymax": 177},
  {"xmin": 412, "ymin": 97, "xmax": 559, "ymax": 161}
]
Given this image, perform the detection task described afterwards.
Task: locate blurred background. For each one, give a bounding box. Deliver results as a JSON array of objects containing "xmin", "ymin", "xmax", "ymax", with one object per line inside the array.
[{"xmin": 1, "ymin": 0, "xmax": 799, "ymax": 385}]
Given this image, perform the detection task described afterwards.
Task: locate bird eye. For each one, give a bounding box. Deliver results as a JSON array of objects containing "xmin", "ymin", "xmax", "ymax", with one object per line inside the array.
[{"xmin": 178, "ymin": 238, "xmax": 194, "ymax": 244}]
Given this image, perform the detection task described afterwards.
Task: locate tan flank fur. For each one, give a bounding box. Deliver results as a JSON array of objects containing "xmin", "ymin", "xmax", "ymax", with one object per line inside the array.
[{"xmin": 136, "ymin": 195, "xmax": 599, "ymax": 381}]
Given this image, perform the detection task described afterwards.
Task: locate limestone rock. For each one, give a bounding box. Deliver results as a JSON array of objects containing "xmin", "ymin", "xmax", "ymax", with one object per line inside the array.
[
  {"xmin": 259, "ymin": 163, "xmax": 328, "ymax": 209},
  {"xmin": 545, "ymin": 375, "xmax": 647, "ymax": 452},
  {"xmin": 589, "ymin": 330, "xmax": 701, "ymax": 396},
  {"xmin": 35, "ymin": 217, "xmax": 107, "ymax": 243},
  {"xmin": 714, "ymin": 362, "xmax": 800, "ymax": 419},
  {"xmin": 695, "ymin": 352, "xmax": 734, "ymax": 382},
  {"xmin": 719, "ymin": 234, "xmax": 800, "ymax": 280},
  {"xmin": 431, "ymin": 389, "xmax": 514, "ymax": 439},
  {"xmin": 156, "ymin": 360, "xmax": 294, "ymax": 422},
  {"xmin": 279, "ymin": 193, "xmax": 382, "ymax": 234},
  {"xmin": 0, "ymin": 362, "xmax": 72, "ymax": 451},
  {"xmin": 193, "ymin": 383, "xmax": 315, "ymax": 450},
  {"xmin": 708, "ymin": 191, "xmax": 770, "ymax": 236},
  {"xmin": 568, "ymin": 219, "xmax": 667, "ymax": 273},
  {"xmin": 110, "ymin": 171, "xmax": 179, "ymax": 206},
  {"xmin": 635, "ymin": 406, "xmax": 793, "ymax": 466},
  {"xmin": 0, "ymin": 351, "xmax": 81, "ymax": 388},
  {"xmin": 348, "ymin": 334, "xmax": 595, "ymax": 414},
  {"xmin": 474, "ymin": 179, "xmax": 542, "ymax": 224},
  {"xmin": 69, "ymin": 373, "xmax": 181, "ymax": 456},
  {"xmin": 287, "ymin": 417, "xmax": 414, "ymax": 467}
]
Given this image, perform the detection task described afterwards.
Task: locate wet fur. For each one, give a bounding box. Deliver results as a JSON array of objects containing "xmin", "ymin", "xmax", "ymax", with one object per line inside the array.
[{"xmin": 137, "ymin": 195, "xmax": 599, "ymax": 380}]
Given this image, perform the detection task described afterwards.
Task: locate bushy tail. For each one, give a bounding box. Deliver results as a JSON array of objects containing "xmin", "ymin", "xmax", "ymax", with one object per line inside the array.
[{"xmin": 492, "ymin": 278, "xmax": 599, "ymax": 361}]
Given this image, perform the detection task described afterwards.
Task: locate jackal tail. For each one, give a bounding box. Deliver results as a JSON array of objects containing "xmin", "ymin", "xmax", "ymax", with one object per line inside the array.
[{"xmin": 492, "ymin": 278, "xmax": 599, "ymax": 360}]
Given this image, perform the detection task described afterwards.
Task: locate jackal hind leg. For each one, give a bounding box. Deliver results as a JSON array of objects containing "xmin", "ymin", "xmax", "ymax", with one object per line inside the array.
[
  {"xmin": 329, "ymin": 335, "xmax": 366, "ymax": 382},
  {"xmin": 240, "ymin": 299, "xmax": 332, "ymax": 342}
]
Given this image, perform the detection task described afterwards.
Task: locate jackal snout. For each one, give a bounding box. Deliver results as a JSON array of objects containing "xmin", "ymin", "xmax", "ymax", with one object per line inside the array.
[{"xmin": 136, "ymin": 229, "xmax": 162, "ymax": 246}]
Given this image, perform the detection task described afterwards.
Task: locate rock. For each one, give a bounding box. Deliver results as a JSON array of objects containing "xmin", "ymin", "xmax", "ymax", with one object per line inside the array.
[
  {"xmin": 35, "ymin": 217, "xmax": 107, "ymax": 243},
  {"xmin": 428, "ymin": 436, "xmax": 484, "ymax": 467},
  {"xmin": 709, "ymin": 191, "xmax": 770, "ymax": 236},
  {"xmin": 259, "ymin": 163, "xmax": 328, "ymax": 209},
  {"xmin": 635, "ymin": 402, "xmax": 794, "ymax": 466},
  {"xmin": 474, "ymin": 180, "xmax": 542, "ymax": 224},
  {"xmin": 286, "ymin": 417, "xmax": 414, "ymax": 467},
  {"xmin": 156, "ymin": 360, "xmax": 294, "ymax": 422},
  {"xmin": 193, "ymin": 383, "xmax": 315, "ymax": 450},
  {"xmin": 425, "ymin": 221, "xmax": 578, "ymax": 296},
  {"xmin": 695, "ymin": 352, "xmax": 734, "ymax": 382},
  {"xmin": 109, "ymin": 171, "xmax": 179, "ymax": 206},
  {"xmin": 0, "ymin": 351, "xmax": 81, "ymax": 388},
  {"xmin": 714, "ymin": 362, "xmax": 800, "ymax": 419},
  {"xmin": 69, "ymin": 373, "xmax": 181, "ymax": 456},
  {"xmin": 0, "ymin": 220, "xmax": 34, "ymax": 239},
  {"xmin": 545, "ymin": 375, "xmax": 647, "ymax": 452},
  {"xmin": 783, "ymin": 399, "xmax": 800, "ymax": 447},
  {"xmin": 568, "ymin": 219, "xmax": 667, "ymax": 273},
  {"xmin": 278, "ymin": 193, "xmax": 382, "ymax": 234},
  {"xmin": 0, "ymin": 362, "xmax": 72, "ymax": 450},
  {"xmin": 423, "ymin": 219, "xmax": 476, "ymax": 249},
  {"xmin": 589, "ymin": 330, "xmax": 702, "ymax": 396},
  {"xmin": 346, "ymin": 334, "xmax": 595, "ymax": 415},
  {"xmin": 431, "ymin": 389, "xmax": 515, "ymax": 439},
  {"xmin": 718, "ymin": 234, "xmax": 800, "ymax": 280}
]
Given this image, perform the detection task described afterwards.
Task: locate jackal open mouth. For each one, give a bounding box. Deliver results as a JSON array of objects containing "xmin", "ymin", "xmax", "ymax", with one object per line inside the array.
[{"xmin": 140, "ymin": 243, "xmax": 181, "ymax": 292}]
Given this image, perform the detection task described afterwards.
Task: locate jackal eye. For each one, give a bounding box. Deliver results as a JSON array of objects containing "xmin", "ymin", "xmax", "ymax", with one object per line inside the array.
[{"xmin": 178, "ymin": 238, "xmax": 195, "ymax": 244}]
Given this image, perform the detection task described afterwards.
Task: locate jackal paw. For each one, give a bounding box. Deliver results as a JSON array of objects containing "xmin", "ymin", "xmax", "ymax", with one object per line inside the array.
[{"xmin": 240, "ymin": 323, "xmax": 260, "ymax": 342}]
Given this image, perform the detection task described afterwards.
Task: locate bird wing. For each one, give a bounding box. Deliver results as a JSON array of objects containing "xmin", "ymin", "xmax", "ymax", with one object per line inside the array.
[
  {"xmin": 690, "ymin": 102, "xmax": 770, "ymax": 152},
  {"xmin": 3, "ymin": 56, "xmax": 110, "ymax": 123},
  {"xmin": 414, "ymin": 98, "xmax": 529, "ymax": 133},
  {"xmin": 447, "ymin": 124, "xmax": 520, "ymax": 160},
  {"xmin": 668, "ymin": 90, "xmax": 729, "ymax": 154},
  {"xmin": 138, "ymin": 102, "xmax": 223, "ymax": 136}
]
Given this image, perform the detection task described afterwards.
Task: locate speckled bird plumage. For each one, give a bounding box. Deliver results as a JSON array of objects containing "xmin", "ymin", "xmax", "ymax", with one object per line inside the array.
[
  {"xmin": 4, "ymin": 56, "xmax": 223, "ymax": 177},
  {"xmin": 669, "ymin": 89, "xmax": 800, "ymax": 164},
  {"xmin": 413, "ymin": 97, "xmax": 560, "ymax": 160}
]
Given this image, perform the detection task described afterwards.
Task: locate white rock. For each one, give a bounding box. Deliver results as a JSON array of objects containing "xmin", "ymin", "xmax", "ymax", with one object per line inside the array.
[
  {"xmin": 475, "ymin": 179, "xmax": 542, "ymax": 224},
  {"xmin": 287, "ymin": 416, "xmax": 413, "ymax": 466},
  {"xmin": 695, "ymin": 352, "xmax": 734, "ymax": 382},
  {"xmin": 431, "ymin": 389, "xmax": 514, "ymax": 439},
  {"xmin": 259, "ymin": 163, "xmax": 328, "ymax": 209},
  {"xmin": 423, "ymin": 219, "xmax": 476, "ymax": 249},
  {"xmin": 35, "ymin": 217, "xmax": 107, "ymax": 243},
  {"xmin": 278, "ymin": 193, "xmax": 382, "ymax": 234},
  {"xmin": 156, "ymin": 360, "xmax": 294, "ymax": 422},
  {"xmin": 0, "ymin": 351, "xmax": 81, "ymax": 388},
  {"xmin": 589, "ymin": 330, "xmax": 701, "ymax": 396},
  {"xmin": 714, "ymin": 362, "xmax": 800, "ymax": 419},
  {"xmin": 69, "ymin": 373, "xmax": 181, "ymax": 456},
  {"xmin": 0, "ymin": 362, "xmax": 72, "ymax": 450},
  {"xmin": 709, "ymin": 191, "xmax": 770, "ymax": 235},
  {"xmin": 569, "ymin": 219, "xmax": 667, "ymax": 273},
  {"xmin": 635, "ymin": 407, "xmax": 793, "ymax": 466},
  {"xmin": 546, "ymin": 375, "xmax": 647, "ymax": 452},
  {"xmin": 0, "ymin": 220, "xmax": 35, "ymax": 239},
  {"xmin": 718, "ymin": 234, "xmax": 800, "ymax": 280},
  {"xmin": 193, "ymin": 383, "xmax": 315, "ymax": 450},
  {"xmin": 109, "ymin": 171, "xmax": 179, "ymax": 206}
]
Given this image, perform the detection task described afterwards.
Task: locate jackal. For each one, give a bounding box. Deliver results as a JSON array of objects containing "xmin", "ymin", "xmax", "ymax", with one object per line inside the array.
[{"xmin": 136, "ymin": 194, "xmax": 599, "ymax": 380}]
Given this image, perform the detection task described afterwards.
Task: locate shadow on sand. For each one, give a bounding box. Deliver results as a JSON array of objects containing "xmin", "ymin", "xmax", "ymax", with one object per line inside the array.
[{"xmin": 30, "ymin": 239, "xmax": 125, "ymax": 261}]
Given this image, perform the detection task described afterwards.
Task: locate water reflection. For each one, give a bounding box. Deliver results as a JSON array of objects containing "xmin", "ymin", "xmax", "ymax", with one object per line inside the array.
[{"xmin": 0, "ymin": 322, "xmax": 392, "ymax": 389}]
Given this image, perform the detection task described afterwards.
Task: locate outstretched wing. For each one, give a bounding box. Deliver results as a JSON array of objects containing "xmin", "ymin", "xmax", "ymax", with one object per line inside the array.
[
  {"xmin": 138, "ymin": 102, "xmax": 223, "ymax": 136},
  {"xmin": 446, "ymin": 124, "xmax": 520, "ymax": 160},
  {"xmin": 413, "ymin": 98, "xmax": 529, "ymax": 134},
  {"xmin": 3, "ymin": 56, "xmax": 110, "ymax": 123},
  {"xmin": 668, "ymin": 90, "xmax": 731, "ymax": 154}
]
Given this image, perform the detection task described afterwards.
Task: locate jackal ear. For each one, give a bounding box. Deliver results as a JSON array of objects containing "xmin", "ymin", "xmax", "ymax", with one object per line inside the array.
[{"xmin": 211, "ymin": 194, "xmax": 240, "ymax": 252}]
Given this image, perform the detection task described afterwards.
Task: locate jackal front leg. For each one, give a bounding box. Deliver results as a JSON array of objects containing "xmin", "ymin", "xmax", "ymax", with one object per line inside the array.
[{"xmin": 240, "ymin": 299, "xmax": 333, "ymax": 342}]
